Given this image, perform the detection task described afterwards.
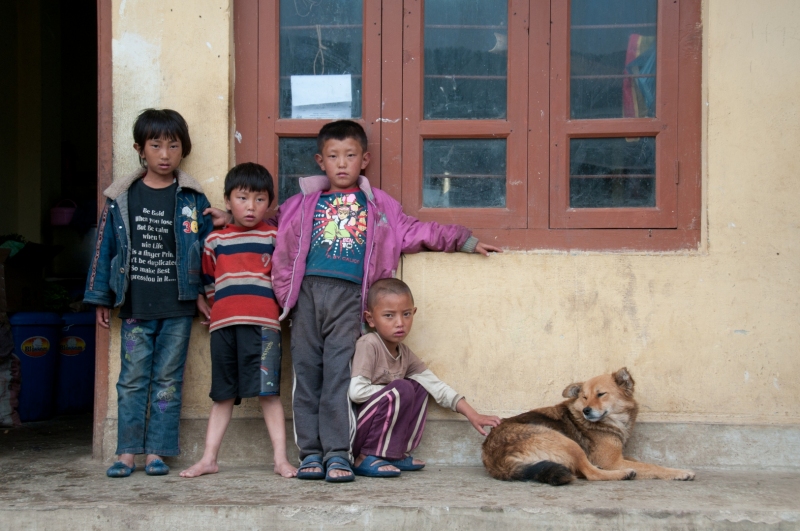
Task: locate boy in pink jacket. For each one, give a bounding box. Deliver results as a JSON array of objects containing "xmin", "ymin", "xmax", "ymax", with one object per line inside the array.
[{"xmin": 271, "ymin": 120, "xmax": 501, "ymax": 482}]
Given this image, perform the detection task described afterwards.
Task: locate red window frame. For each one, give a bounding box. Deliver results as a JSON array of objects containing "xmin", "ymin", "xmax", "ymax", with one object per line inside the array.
[
  {"xmin": 234, "ymin": 1, "xmax": 384, "ymax": 188},
  {"xmin": 550, "ymin": 0, "xmax": 680, "ymax": 229},
  {"xmin": 394, "ymin": 0, "xmax": 530, "ymax": 229},
  {"xmin": 234, "ymin": 0, "xmax": 701, "ymax": 251}
]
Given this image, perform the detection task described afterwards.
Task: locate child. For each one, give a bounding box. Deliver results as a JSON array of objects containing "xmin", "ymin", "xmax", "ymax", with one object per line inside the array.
[
  {"xmin": 349, "ymin": 278, "xmax": 501, "ymax": 476},
  {"xmin": 84, "ymin": 109, "xmax": 212, "ymax": 477},
  {"xmin": 271, "ymin": 120, "xmax": 502, "ymax": 482},
  {"xmin": 180, "ymin": 163, "xmax": 297, "ymax": 479}
]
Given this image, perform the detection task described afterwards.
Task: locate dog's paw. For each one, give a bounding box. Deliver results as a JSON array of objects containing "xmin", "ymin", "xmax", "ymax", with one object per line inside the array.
[
  {"xmin": 622, "ymin": 469, "xmax": 637, "ymax": 480},
  {"xmin": 673, "ymin": 469, "xmax": 695, "ymax": 481}
]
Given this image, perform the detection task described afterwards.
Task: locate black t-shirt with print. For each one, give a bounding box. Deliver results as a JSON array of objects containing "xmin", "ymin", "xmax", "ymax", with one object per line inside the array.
[{"xmin": 118, "ymin": 178, "xmax": 196, "ymax": 320}]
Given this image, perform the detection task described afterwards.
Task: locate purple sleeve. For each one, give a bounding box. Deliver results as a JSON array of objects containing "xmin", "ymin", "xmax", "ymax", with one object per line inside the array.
[
  {"xmin": 389, "ymin": 200, "xmax": 474, "ymax": 253},
  {"xmin": 270, "ymin": 195, "xmax": 303, "ymax": 310}
]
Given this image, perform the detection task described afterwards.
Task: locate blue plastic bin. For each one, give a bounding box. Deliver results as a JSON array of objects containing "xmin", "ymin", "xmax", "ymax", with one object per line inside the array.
[
  {"xmin": 10, "ymin": 312, "xmax": 63, "ymax": 422},
  {"xmin": 55, "ymin": 312, "xmax": 96, "ymax": 415}
]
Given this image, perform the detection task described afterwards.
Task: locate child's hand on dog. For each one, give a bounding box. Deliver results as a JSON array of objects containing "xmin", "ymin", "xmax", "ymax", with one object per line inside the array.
[
  {"xmin": 456, "ymin": 399, "xmax": 502, "ymax": 436},
  {"xmin": 469, "ymin": 413, "xmax": 502, "ymax": 435}
]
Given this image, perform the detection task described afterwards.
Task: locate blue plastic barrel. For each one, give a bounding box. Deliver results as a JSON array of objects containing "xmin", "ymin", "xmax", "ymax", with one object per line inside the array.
[
  {"xmin": 55, "ymin": 312, "xmax": 96, "ymax": 415},
  {"xmin": 10, "ymin": 312, "xmax": 63, "ymax": 422}
]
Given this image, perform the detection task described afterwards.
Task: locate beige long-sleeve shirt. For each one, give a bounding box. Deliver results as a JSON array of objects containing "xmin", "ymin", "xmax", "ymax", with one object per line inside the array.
[{"xmin": 349, "ymin": 332, "xmax": 464, "ymax": 411}]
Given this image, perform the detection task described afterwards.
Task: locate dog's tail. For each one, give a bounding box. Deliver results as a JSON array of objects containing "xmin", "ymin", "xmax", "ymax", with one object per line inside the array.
[{"xmin": 511, "ymin": 461, "xmax": 574, "ymax": 486}]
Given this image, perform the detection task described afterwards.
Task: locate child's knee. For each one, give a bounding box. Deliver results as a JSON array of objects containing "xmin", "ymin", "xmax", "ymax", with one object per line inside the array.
[{"xmin": 392, "ymin": 379, "xmax": 416, "ymax": 394}]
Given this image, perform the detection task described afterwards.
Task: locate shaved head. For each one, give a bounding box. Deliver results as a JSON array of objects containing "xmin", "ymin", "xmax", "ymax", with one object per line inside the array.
[{"xmin": 367, "ymin": 278, "xmax": 414, "ymax": 310}]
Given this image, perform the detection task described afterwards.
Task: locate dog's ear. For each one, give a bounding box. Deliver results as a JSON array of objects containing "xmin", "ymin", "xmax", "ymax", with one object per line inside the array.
[
  {"xmin": 562, "ymin": 382, "xmax": 582, "ymax": 399},
  {"xmin": 613, "ymin": 367, "xmax": 635, "ymax": 395}
]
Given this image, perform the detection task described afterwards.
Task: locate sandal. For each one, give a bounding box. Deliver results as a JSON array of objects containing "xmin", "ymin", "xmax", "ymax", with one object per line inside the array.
[
  {"xmin": 144, "ymin": 459, "xmax": 170, "ymax": 476},
  {"xmin": 297, "ymin": 454, "xmax": 325, "ymax": 480},
  {"xmin": 385, "ymin": 455, "xmax": 425, "ymax": 471},
  {"xmin": 325, "ymin": 456, "xmax": 355, "ymax": 483},
  {"xmin": 106, "ymin": 461, "xmax": 136, "ymax": 478},
  {"xmin": 352, "ymin": 455, "xmax": 401, "ymax": 478}
]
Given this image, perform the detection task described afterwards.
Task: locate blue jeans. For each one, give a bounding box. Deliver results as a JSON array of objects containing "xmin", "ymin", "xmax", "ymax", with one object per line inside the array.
[{"xmin": 116, "ymin": 316, "xmax": 192, "ymax": 456}]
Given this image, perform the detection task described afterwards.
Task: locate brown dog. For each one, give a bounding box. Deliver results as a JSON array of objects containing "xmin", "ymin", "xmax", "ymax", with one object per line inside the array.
[{"xmin": 482, "ymin": 368, "xmax": 695, "ymax": 485}]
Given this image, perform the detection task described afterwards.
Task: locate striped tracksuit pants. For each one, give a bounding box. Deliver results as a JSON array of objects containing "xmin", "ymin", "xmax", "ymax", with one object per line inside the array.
[{"xmin": 353, "ymin": 379, "xmax": 429, "ymax": 460}]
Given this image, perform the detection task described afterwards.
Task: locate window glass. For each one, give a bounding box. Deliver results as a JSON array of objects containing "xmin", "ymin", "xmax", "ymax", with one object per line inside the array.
[
  {"xmin": 569, "ymin": 137, "xmax": 655, "ymax": 208},
  {"xmin": 570, "ymin": 0, "xmax": 657, "ymax": 119},
  {"xmin": 424, "ymin": 0, "xmax": 508, "ymax": 119},
  {"xmin": 423, "ymin": 139, "xmax": 506, "ymax": 208},
  {"xmin": 278, "ymin": 137, "xmax": 320, "ymax": 203},
  {"xmin": 279, "ymin": 1, "xmax": 363, "ymax": 119}
]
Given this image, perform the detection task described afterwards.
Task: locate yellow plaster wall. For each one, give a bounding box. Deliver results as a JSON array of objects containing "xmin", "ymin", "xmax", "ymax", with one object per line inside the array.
[
  {"xmin": 107, "ymin": 0, "xmax": 244, "ymax": 419},
  {"xmin": 404, "ymin": 0, "xmax": 800, "ymax": 424},
  {"xmin": 107, "ymin": 0, "xmax": 800, "ymax": 426}
]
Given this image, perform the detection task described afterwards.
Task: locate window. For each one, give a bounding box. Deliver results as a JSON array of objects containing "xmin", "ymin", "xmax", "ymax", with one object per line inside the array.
[
  {"xmin": 398, "ymin": 0, "xmax": 528, "ymax": 229},
  {"xmin": 234, "ymin": 0, "xmax": 701, "ymax": 250}
]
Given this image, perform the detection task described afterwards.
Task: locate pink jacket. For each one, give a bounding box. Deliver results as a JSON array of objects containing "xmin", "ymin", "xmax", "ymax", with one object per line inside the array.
[{"xmin": 272, "ymin": 175, "xmax": 478, "ymax": 320}]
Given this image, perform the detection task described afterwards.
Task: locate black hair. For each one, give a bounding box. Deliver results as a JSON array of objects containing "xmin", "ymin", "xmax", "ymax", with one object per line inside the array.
[
  {"xmin": 133, "ymin": 109, "xmax": 192, "ymax": 167},
  {"xmin": 316, "ymin": 120, "xmax": 368, "ymax": 154},
  {"xmin": 224, "ymin": 162, "xmax": 275, "ymax": 205},
  {"xmin": 367, "ymin": 278, "xmax": 414, "ymax": 310}
]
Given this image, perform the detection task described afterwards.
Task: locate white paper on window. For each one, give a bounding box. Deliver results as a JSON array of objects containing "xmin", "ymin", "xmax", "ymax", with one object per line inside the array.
[{"xmin": 290, "ymin": 74, "xmax": 352, "ymax": 119}]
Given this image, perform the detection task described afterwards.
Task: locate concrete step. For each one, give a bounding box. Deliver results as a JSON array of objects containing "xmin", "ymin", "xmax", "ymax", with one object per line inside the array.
[
  {"xmin": 102, "ymin": 416, "xmax": 800, "ymax": 470},
  {"xmin": 2, "ymin": 416, "xmax": 799, "ymax": 530}
]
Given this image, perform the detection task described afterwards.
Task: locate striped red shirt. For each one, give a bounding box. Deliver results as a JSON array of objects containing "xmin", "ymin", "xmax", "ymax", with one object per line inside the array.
[{"xmin": 202, "ymin": 221, "xmax": 280, "ymax": 332}]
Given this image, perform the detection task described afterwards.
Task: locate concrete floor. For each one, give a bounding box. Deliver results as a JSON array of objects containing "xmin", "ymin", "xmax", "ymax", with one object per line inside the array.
[{"xmin": 1, "ymin": 415, "xmax": 799, "ymax": 530}]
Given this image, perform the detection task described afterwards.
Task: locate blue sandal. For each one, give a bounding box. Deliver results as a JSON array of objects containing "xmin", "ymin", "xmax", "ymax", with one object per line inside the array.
[
  {"xmin": 325, "ymin": 456, "xmax": 355, "ymax": 483},
  {"xmin": 144, "ymin": 459, "xmax": 170, "ymax": 476},
  {"xmin": 297, "ymin": 454, "xmax": 325, "ymax": 480},
  {"xmin": 106, "ymin": 461, "xmax": 136, "ymax": 478},
  {"xmin": 385, "ymin": 455, "xmax": 425, "ymax": 471},
  {"xmin": 352, "ymin": 455, "xmax": 401, "ymax": 478}
]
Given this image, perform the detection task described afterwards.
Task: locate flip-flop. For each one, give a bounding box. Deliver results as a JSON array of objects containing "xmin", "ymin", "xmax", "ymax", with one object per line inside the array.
[
  {"xmin": 325, "ymin": 456, "xmax": 355, "ymax": 483},
  {"xmin": 144, "ymin": 459, "xmax": 170, "ymax": 476},
  {"xmin": 106, "ymin": 461, "xmax": 136, "ymax": 478},
  {"xmin": 352, "ymin": 455, "xmax": 401, "ymax": 478},
  {"xmin": 385, "ymin": 455, "xmax": 425, "ymax": 471},
  {"xmin": 297, "ymin": 454, "xmax": 325, "ymax": 480}
]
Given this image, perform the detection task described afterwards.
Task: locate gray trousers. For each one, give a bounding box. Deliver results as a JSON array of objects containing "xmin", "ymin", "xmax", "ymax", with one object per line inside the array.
[{"xmin": 290, "ymin": 276, "xmax": 361, "ymax": 465}]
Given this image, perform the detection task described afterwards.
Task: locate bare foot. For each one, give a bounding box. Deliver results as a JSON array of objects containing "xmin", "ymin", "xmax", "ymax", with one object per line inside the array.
[
  {"xmin": 180, "ymin": 459, "xmax": 219, "ymax": 478},
  {"xmin": 274, "ymin": 461, "xmax": 297, "ymax": 478},
  {"xmin": 118, "ymin": 453, "xmax": 135, "ymax": 468},
  {"xmin": 354, "ymin": 454, "xmax": 399, "ymax": 474}
]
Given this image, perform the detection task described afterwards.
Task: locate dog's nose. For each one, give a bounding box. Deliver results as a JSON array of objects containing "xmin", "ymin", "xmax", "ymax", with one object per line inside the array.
[{"xmin": 583, "ymin": 407, "xmax": 592, "ymax": 416}]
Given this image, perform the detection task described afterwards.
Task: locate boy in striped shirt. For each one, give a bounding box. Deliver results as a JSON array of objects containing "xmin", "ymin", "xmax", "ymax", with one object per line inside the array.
[{"xmin": 180, "ymin": 163, "xmax": 296, "ymax": 479}]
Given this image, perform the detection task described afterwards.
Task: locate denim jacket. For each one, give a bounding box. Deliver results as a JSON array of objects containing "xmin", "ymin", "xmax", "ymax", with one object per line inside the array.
[{"xmin": 84, "ymin": 169, "xmax": 212, "ymax": 308}]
